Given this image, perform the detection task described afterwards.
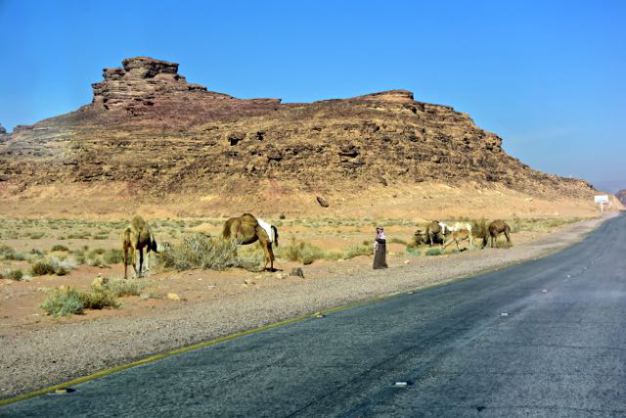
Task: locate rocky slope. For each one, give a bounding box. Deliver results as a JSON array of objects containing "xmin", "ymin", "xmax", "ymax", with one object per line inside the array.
[{"xmin": 0, "ymin": 57, "xmax": 596, "ymax": 216}]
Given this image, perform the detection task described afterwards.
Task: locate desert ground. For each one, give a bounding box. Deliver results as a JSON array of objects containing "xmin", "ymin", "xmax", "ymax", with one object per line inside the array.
[{"xmin": 0, "ymin": 201, "xmax": 616, "ymax": 400}]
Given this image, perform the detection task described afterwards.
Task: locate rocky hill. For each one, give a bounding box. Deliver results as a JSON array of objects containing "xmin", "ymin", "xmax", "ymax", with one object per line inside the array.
[{"xmin": 0, "ymin": 57, "xmax": 597, "ymax": 218}]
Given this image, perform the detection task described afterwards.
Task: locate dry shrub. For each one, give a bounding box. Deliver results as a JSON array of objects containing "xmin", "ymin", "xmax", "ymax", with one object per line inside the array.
[
  {"xmin": 159, "ymin": 233, "xmax": 260, "ymax": 271},
  {"xmin": 30, "ymin": 260, "xmax": 57, "ymax": 276},
  {"xmin": 278, "ymin": 240, "xmax": 326, "ymax": 265},
  {"xmin": 471, "ymin": 218, "xmax": 489, "ymax": 240},
  {"xmin": 80, "ymin": 287, "xmax": 119, "ymax": 310},
  {"xmin": 344, "ymin": 243, "xmax": 372, "ymax": 259},
  {"xmin": 30, "ymin": 257, "xmax": 76, "ymax": 276},
  {"xmin": 106, "ymin": 279, "xmax": 141, "ymax": 297}
]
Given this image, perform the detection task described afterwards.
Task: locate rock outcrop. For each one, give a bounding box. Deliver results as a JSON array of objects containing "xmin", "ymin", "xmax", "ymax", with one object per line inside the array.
[
  {"xmin": 615, "ymin": 189, "xmax": 626, "ymax": 205},
  {"xmin": 0, "ymin": 124, "xmax": 7, "ymax": 142},
  {"xmin": 0, "ymin": 56, "xmax": 596, "ymax": 203},
  {"xmin": 43, "ymin": 57, "xmax": 281, "ymax": 129}
]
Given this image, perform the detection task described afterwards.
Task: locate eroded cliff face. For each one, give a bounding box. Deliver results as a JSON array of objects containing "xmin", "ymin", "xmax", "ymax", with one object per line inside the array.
[{"xmin": 0, "ymin": 57, "xmax": 595, "ymax": 203}]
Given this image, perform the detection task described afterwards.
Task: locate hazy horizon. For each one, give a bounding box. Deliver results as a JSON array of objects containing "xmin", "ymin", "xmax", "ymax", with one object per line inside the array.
[{"xmin": 1, "ymin": 0, "xmax": 625, "ymax": 192}]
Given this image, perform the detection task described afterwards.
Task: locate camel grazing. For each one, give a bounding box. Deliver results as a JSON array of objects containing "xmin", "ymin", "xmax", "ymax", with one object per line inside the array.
[
  {"xmin": 426, "ymin": 221, "xmax": 449, "ymax": 246},
  {"xmin": 223, "ymin": 213, "xmax": 279, "ymax": 271},
  {"xmin": 123, "ymin": 216, "xmax": 158, "ymax": 279},
  {"xmin": 482, "ymin": 220, "xmax": 512, "ymax": 249},
  {"xmin": 443, "ymin": 228, "xmax": 472, "ymax": 252}
]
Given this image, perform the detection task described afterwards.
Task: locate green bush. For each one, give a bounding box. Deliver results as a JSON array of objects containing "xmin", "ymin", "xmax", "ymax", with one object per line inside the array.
[
  {"xmin": 1, "ymin": 269, "xmax": 24, "ymax": 281},
  {"xmin": 73, "ymin": 250, "xmax": 86, "ymax": 265},
  {"xmin": 40, "ymin": 287, "xmax": 85, "ymax": 317},
  {"xmin": 29, "ymin": 232, "xmax": 45, "ymax": 239},
  {"xmin": 103, "ymin": 248, "xmax": 124, "ymax": 264},
  {"xmin": 425, "ymin": 248, "xmax": 443, "ymax": 256},
  {"xmin": 51, "ymin": 244, "xmax": 70, "ymax": 252},
  {"xmin": 405, "ymin": 246, "xmax": 421, "ymax": 256},
  {"xmin": 0, "ymin": 245, "xmax": 15, "ymax": 259}
]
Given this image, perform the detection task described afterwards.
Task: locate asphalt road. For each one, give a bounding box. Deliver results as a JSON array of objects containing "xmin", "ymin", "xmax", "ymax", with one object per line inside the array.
[{"xmin": 4, "ymin": 215, "xmax": 626, "ymax": 417}]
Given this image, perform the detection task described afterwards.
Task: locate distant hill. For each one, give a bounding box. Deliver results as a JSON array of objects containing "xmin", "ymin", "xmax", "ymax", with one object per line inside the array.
[{"xmin": 615, "ymin": 190, "xmax": 626, "ymax": 205}]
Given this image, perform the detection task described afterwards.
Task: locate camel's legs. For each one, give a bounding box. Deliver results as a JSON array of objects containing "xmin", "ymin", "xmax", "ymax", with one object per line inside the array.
[
  {"xmin": 268, "ymin": 244, "xmax": 275, "ymax": 271},
  {"xmin": 123, "ymin": 246, "xmax": 129, "ymax": 280},
  {"xmin": 258, "ymin": 240, "xmax": 269, "ymax": 270},
  {"xmin": 137, "ymin": 248, "xmax": 143, "ymax": 277},
  {"xmin": 145, "ymin": 251, "xmax": 151, "ymax": 272}
]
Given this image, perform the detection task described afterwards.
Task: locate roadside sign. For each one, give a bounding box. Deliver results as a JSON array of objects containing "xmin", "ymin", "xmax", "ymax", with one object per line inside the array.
[
  {"xmin": 594, "ymin": 195, "xmax": 609, "ymax": 204},
  {"xmin": 594, "ymin": 195, "xmax": 610, "ymax": 213}
]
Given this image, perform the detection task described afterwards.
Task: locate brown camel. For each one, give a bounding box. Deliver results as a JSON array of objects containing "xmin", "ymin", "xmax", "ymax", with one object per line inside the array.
[
  {"xmin": 482, "ymin": 220, "xmax": 512, "ymax": 249},
  {"xmin": 443, "ymin": 228, "xmax": 472, "ymax": 252},
  {"xmin": 222, "ymin": 213, "xmax": 279, "ymax": 271},
  {"xmin": 123, "ymin": 216, "xmax": 158, "ymax": 279}
]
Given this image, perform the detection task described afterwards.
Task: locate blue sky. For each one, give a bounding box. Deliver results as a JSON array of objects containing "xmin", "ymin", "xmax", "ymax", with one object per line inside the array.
[{"xmin": 1, "ymin": 0, "xmax": 625, "ymax": 191}]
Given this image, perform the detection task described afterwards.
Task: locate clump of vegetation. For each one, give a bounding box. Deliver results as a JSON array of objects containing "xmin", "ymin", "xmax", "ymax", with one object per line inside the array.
[
  {"xmin": 39, "ymin": 278, "xmax": 141, "ymax": 317},
  {"xmin": 67, "ymin": 232, "xmax": 91, "ymax": 240},
  {"xmin": 87, "ymin": 248, "xmax": 107, "ymax": 267},
  {"xmin": 1, "ymin": 268, "xmax": 24, "ymax": 281},
  {"xmin": 73, "ymin": 249, "xmax": 86, "ymax": 265},
  {"xmin": 425, "ymin": 248, "xmax": 443, "ymax": 256},
  {"xmin": 30, "ymin": 257, "xmax": 76, "ymax": 276},
  {"xmin": 50, "ymin": 244, "xmax": 70, "ymax": 252},
  {"xmin": 0, "ymin": 245, "xmax": 25, "ymax": 261},
  {"xmin": 30, "ymin": 260, "xmax": 57, "ymax": 276},
  {"xmin": 80, "ymin": 286, "xmax": 119, "ymax": 310},
  {"xmin": 343, "ymin": 243, "xmax": 372, "ymax": 259},
  {"xmin": 405, "ymin": 246, "xmax": 420, "ymax": 256},
  {"xmin": 29, "ymin": 232, "xmax": 45, "ymax": 240},
  {"xmin": 389, "ymin": 237, "xmax": 408, "ymax": 245},
  {"xmin": 106, "ymin": 279, "xmax": 141, "ymax": 297},
  {"xmin": 159, "ymin": 233, "xmax": 259, "ymax": 271},
  {"xmin": 40, "ymin": 287, "xmax": 85, "ymax": 317},
  {"xmin": 471, "ymin": 219, "xmax": 488, "ymax": 240},
  {"xmin": 103, "ymin": 248, "xmax": 123, "ymax": 265},
  {"xmin": 278, "ymin": 240, "xmax": 327, "ymax": 265}
]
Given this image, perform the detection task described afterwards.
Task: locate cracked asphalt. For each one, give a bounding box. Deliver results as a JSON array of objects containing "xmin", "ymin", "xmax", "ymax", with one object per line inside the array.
[{"xmin": 3, "ymin": 214, "xmax": 626, "ymax": 417}]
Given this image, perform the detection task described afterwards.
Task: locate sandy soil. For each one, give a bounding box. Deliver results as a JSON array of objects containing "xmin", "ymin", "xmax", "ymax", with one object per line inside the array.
[{"xmin": 0, "ymin": 213, "xmax": 616, "ymax": 400}]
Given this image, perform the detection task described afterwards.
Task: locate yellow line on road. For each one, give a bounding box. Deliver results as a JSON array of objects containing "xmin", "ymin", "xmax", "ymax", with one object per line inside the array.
[{"xmin": 0, "ymin": 294, "xmax": 392, "ymax": 408}]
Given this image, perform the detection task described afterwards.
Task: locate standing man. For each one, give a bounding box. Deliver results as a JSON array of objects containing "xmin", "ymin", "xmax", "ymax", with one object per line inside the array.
[{"xmin": 373, "ymin": 226, "xmax": 388, "ymax": 269}]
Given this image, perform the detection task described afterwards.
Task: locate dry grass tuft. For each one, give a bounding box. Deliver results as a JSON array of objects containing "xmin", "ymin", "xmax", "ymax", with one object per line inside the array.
[{"xmin": 159, "ymin": 233, "xmax": 260, "ymax": 271}]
